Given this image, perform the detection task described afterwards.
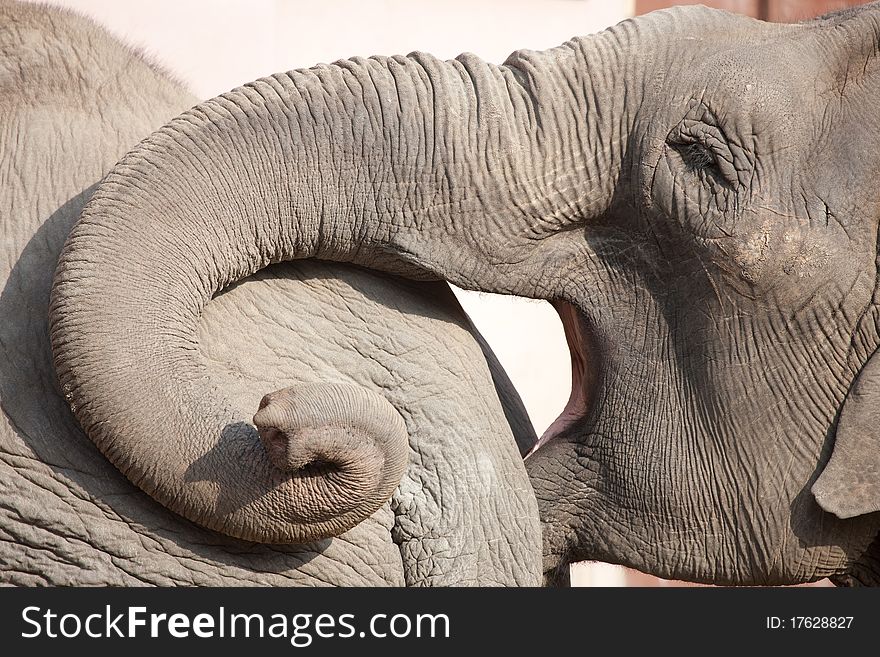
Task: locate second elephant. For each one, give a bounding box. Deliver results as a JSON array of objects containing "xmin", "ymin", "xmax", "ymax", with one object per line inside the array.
[{"xmin": 1, "ymin": 1, "xmax": 540, "ymax": 586}]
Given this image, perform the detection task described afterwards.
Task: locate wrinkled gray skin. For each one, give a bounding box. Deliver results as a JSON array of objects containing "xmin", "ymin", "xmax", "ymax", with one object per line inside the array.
[
  {"xmin": 50, "ymin": 2, "xmax": 880, "ymax": 586},
  {"xmin": 1, "ymin": 1, "xmax": 541, "ymax": 585}
]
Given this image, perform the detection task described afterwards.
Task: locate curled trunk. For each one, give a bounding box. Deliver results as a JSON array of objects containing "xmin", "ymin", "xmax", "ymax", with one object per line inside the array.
[{"xmin": 49, "ymin": 27, "xmax": 633, "ymax": 542}]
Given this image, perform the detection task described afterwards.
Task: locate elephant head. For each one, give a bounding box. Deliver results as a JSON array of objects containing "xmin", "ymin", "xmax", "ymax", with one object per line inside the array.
[
  {"xmin": 526, "ymin": 3, "xmax": 880, "ymax": 586},
  {"xmin": 49, "ymin": 3, "xmax": 880, "ymax": 585}
]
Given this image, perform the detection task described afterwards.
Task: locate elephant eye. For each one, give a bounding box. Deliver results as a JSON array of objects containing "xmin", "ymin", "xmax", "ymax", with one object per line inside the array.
[
  {"xmin": 667, "ymin": 122, "xmax": 741, "ymax": 190},
  {"xmin": 679, "ymin": 143, "xmax": 716, "ymax": 172}
]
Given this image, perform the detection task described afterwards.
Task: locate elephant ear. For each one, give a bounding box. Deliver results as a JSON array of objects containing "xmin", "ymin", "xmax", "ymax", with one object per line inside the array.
[{"xmin": 812, "ymin": 349, "xmax": 880, "ymax": 519}]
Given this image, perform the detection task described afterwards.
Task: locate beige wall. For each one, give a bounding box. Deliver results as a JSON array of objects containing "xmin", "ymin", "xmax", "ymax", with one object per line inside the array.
[{"xmin": 34, "ymin": 0, "xmax": 636, "ymax": 585}]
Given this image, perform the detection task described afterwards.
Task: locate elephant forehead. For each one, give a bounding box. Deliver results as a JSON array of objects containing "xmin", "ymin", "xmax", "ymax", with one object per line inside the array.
[{"xmin": 199, "ymin": 261, "xmax": 487, "ymax": 402}]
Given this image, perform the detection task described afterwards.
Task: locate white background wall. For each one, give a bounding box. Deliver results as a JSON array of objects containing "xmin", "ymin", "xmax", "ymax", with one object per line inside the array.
[{"xmin": 32, "ymin": 0, "xmax": 636, "ymax": 585}]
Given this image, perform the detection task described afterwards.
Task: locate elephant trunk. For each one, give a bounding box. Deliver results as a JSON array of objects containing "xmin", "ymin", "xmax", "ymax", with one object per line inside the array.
[
  {"xmin": 251, "ymin": 384, "xmax": 408, "ymax": 537},
  {"xmin": 49, "ymin": 26, "xmax": 636, "ymax": 543}
]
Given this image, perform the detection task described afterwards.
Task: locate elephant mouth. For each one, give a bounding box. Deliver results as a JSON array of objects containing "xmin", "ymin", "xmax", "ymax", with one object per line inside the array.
[{"xmin": 527, "ymin": 301, "xmax": 597, "ymax": 456}]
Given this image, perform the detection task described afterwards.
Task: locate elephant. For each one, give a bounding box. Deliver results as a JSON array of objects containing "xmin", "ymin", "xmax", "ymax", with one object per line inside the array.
[
  {"xmin": 48, "ymin": 1, "xmax": 880, "ymax": 587},
  {"xmin": 0, "ymin": 0, "xmax": 542, "ymax": 586}
]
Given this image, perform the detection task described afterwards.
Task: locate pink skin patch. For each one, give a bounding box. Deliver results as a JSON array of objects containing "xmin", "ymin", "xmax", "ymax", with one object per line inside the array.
[{"xmin": 528, "ymin": 301, "xmax": 594, "ymax": 457}]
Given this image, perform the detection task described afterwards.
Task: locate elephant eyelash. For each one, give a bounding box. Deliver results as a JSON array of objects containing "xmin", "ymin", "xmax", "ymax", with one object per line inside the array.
[
  {"xmin": 679, "ymin": 143, "xmax": 716, "ymax": 171},
  {"xmin": 669, "ymin": 138, "xmax": 739, "ymax": 191}
]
